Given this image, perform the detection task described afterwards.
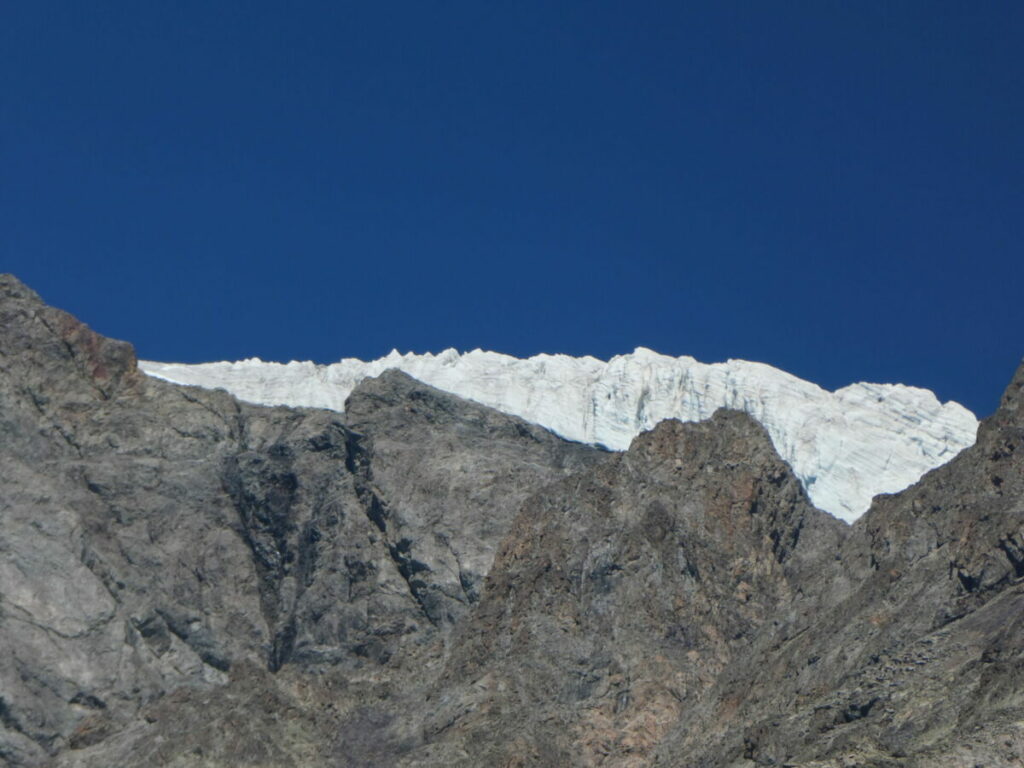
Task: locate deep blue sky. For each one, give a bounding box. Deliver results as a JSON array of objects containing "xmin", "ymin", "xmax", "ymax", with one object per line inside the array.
[{"xmin": 2, "ymin": 2, "xmax": 1021, "ymax": 416}]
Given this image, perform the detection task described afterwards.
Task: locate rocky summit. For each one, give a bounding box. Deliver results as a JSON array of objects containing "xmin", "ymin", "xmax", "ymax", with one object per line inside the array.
[{"xmin": 0, "ymin": 272, "xmax": 1022, "ymax": 767}]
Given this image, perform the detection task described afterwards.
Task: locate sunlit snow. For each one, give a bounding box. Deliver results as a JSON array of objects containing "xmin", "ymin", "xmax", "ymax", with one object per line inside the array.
[{"xmin": 140, "ymin": 348, "xmax": 978, "ymax": 523}]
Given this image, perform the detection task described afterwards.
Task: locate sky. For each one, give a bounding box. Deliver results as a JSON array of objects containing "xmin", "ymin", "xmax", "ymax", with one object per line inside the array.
[{"xmin": 2, "ymin": 2, "xmax": 1021, "ymax": 417}]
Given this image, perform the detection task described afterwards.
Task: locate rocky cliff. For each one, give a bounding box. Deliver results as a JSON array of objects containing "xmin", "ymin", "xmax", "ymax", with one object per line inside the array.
[{"xmin": 1, "ymin": 274, "xmax": 1021, "ymax": 767}]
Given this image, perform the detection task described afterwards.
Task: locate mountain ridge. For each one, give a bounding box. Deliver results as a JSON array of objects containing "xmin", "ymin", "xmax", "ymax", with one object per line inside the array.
[
  {"xmin": 2, "ymin": 272, "xmax": 1022, "ymax": 767},
  {"xmin": 141, "ymin": 346, "xmax": 977, "ymax": 522}
]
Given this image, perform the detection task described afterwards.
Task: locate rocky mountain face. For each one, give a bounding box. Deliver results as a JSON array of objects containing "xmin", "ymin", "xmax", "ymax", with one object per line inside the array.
[
  {"xmin": 414, "ymin": 365, "xmax": 1024, "ymax": 768},
  {"xmin": 0, "ymin": 273, "xmax": 1021, "ymax": 767}
]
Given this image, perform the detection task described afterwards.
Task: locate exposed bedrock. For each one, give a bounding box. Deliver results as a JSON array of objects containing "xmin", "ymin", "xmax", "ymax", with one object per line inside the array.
[{"xmin": 0, "ymin": 273, "xmax": 1021, "ymax": 767}]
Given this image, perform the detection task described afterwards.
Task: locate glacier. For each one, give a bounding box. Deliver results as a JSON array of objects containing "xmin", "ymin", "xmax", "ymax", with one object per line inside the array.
[{"xmin": 139, "ymin": 348, "xmax": 978, "ymax": 523}]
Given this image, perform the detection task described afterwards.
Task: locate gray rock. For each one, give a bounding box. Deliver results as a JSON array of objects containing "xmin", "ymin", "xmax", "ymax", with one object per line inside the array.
[
  {"xmin": 397, "ymin": 362, "xmax": 1024, "ymax": 767},
  {"xmin": 1, "ymin": 272, "xmax": 1023, "ymax": 767},
  {"xmin": 0, "ymin": 275, "xmax": 600, "ymax": 766}
]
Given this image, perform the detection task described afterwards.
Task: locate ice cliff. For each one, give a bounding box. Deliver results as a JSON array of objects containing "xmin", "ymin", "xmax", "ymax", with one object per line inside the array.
[{"xmin": 140, "ymin": 347, "xmax": 977, "ymax": 522}]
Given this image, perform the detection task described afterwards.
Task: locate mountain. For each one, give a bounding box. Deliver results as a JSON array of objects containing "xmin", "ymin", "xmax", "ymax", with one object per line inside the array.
[
  {"xmin": 140, "ymin": 349, "xmax": 977, "ymax": 522},
  {"xmin": 0, "ymin": 274, "xmax": 602, "ymax": 767},
  {"xmin": 1, "ymin": 272, "xmax": 1022, "ymax": 768}
]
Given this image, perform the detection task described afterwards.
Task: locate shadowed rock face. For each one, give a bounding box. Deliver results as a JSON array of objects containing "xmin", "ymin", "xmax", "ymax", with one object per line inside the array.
[
  {"xmin": 1, "ymin": 273, "xmax": 1022, "ymax": 767},
  {"xmin": 0, "ymin": 275, "xmax": 600, "ymax": 766},
  {"xmin": 411, "ymin": 361, "xmax": 1024, "ymax": 768},
  {"xmin": 410, "ymin": 411, "xmax": 848, "ymax": 768}
]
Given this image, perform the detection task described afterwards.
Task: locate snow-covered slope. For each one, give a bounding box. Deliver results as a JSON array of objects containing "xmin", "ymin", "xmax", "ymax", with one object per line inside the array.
[{"xmin": 139, "ymin": 348, "xmax": 977, "ymax": 522}]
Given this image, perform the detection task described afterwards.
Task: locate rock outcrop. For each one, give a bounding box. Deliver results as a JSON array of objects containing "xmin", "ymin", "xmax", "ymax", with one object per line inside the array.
[
  {"xmin": 405, "ymin": 358, "xmax": 1024, "ymax": 767},
  {"xmin": 1, "ymin": 273, "xmax": 1021, "ymax": 767},
  {"xmin": 0, "ymin": 275, "xmax": 599, "ymax": 766}
]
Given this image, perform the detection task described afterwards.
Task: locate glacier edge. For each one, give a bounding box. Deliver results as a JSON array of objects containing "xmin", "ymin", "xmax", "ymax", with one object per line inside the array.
[{"xmin": 139, "ymin": 347, "xmax": 978, "ymax": 523}]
